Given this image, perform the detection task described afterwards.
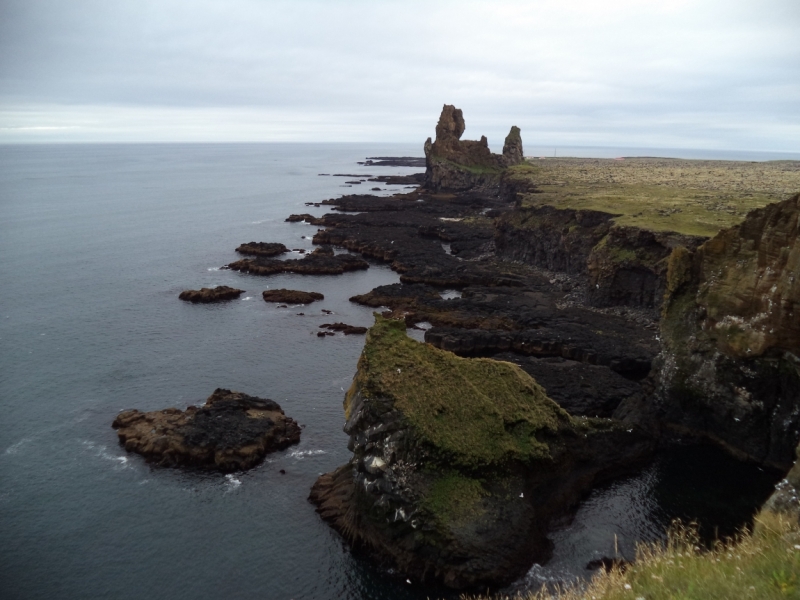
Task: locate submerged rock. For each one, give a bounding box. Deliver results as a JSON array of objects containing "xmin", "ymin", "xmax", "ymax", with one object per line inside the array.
[
  {"xmin": 319, "ymin": 322, "xmax": 368, "ymax": 335},
  {"xmin": 112, "ymin": 388, "xmax": 300, "ymax": 471},
  {"xmin": 423, "ymin": 104, "xmax": 524, "ymax": 192},
  {"xmin": 652, "ymin": 193, "xmax": 800, "ymax": 468},
  {"xmin": 309, "ymin": 316, "xmax": 653, "ymax": 589},
  {"xmin": 178, "ymin": 286, "xmax": 245, "ymax": 303},
  {"xmin": 262, "ymin": 289, "xmax": 324, "ymax": 304}
]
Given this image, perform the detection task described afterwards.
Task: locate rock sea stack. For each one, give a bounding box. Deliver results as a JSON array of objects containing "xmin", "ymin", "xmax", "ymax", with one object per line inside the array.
[
  {"xmin": 112, "ymin": 388, "xmax": 301, "ymax": 471},
  {"xmin": 423, "ymin": 104, "xmax": 524, "ymax": 192},
  {"xmin": 262, "ymin": 289, "xmax": 324, "ymax": 304},
  {"xmin": 178, "ymin": 286, "xmax": 245, "ymax": 303},
  {"xmin": 310, "ymin": 316, "xmax": 653, "ymax": 589}
]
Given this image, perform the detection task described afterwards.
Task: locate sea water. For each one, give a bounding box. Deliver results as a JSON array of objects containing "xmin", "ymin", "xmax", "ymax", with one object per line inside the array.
[{"xmin": 0, "ymin": 143, "xmax": 782, "ymax": 600}]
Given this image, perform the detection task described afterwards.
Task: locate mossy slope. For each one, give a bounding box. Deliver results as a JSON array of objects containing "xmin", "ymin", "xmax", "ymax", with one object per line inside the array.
[{"xmin": 346, "ymin": 315, "xmax": 573, "ymax": 467}]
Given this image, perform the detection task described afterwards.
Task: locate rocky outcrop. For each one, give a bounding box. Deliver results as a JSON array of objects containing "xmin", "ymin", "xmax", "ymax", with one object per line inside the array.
[
  {"xmin": 262, "ymin": 289, "xmax": 324, "ymax": 304},
  {"xmin": 178, "ymin": 286, "xmax": 245, "ymax": 303},
  {"xmin": 310, "ymin": 316, "xmax": 654, "ymax": 589},
  {"xmin": 652, "ymin": 194, "xmax": 800, "ymax": 469},
  {"xmin": 319, "ymin": 322, "xmax": 368, "ymax": 335},
  {"xmin": 227, "ymin": 245, "xmax": 368, "ymax": 276},
  {"xmin": 112, "ymin": 388, "xmax": 301, "ymax": 471},
  {"xmin": 235, "ymin": 242, "xmax": 288, "ymax": 257},
  {"xmin": 423, "ymin": 104, "xmax": 524, "ymax": 192}
]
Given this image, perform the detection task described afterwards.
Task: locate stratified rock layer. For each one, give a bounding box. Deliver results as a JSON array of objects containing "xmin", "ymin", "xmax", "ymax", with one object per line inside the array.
[
  {"xmin": 112, "ymin": 388, "xmax": 300, "ymax": 471},
  {"xmin": 179, "ymin": 286, "xmax": 245, "ymax": 303},
  {"xmin": 310, "ymin": 316, "xmax": 653, "ymax": 589},
  {"xmin": 653, "ymin": 194, "xmax": 800, "ymax": 468},
  {"xmin": 423, "ymin": 104, "xmax": 524, "ymax": 192}
]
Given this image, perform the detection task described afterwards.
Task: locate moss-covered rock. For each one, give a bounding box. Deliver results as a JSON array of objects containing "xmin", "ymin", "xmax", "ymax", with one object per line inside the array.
[
  {"xmin": 654, "ymin": 193, "xmax": 800, "ymax": 469},
  {"xmin": 310, "ymin": 316, "xmax": 654, "ymax": 589}
]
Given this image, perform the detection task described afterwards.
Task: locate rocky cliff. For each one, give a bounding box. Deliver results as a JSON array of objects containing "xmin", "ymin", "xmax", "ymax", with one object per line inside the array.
[
  {"xmin": 423, "ymin": 104, "xmax": 524, "ymax": 192},
  {"xmin": 310, "ymin": 316, "xmax": 653, "ymax": 589},
  {"xmin": 652, "ymin": 193, "xmax": 800, "ymax": 468}
]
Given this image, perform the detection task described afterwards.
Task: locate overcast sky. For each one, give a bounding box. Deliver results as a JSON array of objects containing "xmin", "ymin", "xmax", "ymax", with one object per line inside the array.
[{"xmin": 1, "ymin": 0, "xmax": 798, "ymax": 150}]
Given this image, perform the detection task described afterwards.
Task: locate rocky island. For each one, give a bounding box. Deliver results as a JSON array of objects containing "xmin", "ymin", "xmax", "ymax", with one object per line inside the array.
[{"xmin": 112, "ymin": 388, "xmax": 301, "ymax": 471}]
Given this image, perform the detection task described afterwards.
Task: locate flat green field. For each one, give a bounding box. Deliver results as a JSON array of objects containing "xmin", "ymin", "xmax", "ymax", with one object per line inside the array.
[{"xmin": 507, "ymin": 158, "xmax": 800, "ymax": 237}]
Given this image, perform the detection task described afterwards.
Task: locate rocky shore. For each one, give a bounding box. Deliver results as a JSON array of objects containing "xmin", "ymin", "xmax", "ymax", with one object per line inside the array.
[
  {"xmin": 179, "ymin": 285, "xmax": 245, "ymax": 303},
  {"xmin": 303, "ymin": 105, "xmax": 800, "ymax": 588},
  {"xmin": 262, "ymin": 289, "xmax": 324, "ymax": 304}
]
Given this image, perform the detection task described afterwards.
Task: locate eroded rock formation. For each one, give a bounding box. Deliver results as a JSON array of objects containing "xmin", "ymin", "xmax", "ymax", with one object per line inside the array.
[
  {"xmin": 227, "ymin": 245, "xmax": 368, "ymax": 276},
  {"xmin": 112, "ymin": 388, "xmax": 300, "ymax": 471},
  {"xmin": 310, "ymin": 316, "xmax": 653, "ymax": 588},
  {"xmin": 652, "ymin": 194, "xmax": 800, "ymax": 468},
  {"xmin": 423, "ymin": 104, "xmax": 524, "ymax": 192}
]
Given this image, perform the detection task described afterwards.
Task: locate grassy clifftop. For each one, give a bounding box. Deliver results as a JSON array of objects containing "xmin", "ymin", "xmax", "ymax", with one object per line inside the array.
[
  {"xmin": 345, "ymin": 316, "xmax": 574, "ymax": 468},
  {"xmin": 506, "ymin": 158, "xmax": 800, "ymax": 237}
]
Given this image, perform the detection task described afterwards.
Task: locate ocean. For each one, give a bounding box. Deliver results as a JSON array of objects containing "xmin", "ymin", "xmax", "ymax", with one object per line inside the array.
[{"xmin": 0, "ymin": 143, "xmax": 783, "ymax": 599}]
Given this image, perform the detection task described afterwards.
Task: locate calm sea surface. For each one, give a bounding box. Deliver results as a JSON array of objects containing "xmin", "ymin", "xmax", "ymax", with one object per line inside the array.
[{"xmin": 0, "ymin": 143, "xmax": 782, "ymax": 600}]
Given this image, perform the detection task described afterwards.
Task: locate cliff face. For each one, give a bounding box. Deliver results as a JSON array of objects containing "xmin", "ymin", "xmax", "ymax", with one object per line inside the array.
[
  {"xmin": 310, "ymin": 316, "xmax": 653, "ymax": 589},
  {"xmin": 423, "ymin": 104, "xmax": 524, "ymax": 192},
  {"xmin": 654, "ymin": 194, "xmax": 800, "ymax": 468},
  {"xmin": 495, "ymin": 206, "xmax": 707, "ymax": 310}
]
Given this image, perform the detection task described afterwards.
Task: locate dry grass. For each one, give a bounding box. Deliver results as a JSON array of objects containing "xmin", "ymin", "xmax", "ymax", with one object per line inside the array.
[
  {"xmin": 464, "ymin": 510, "xmax": 800, "ymax": 600},
  {"xmin": 506, "ymin": 158, "xmax": 800, "ymax": 237}
]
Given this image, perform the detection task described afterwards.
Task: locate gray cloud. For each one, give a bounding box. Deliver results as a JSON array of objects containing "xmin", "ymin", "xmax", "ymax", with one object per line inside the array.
[{"xmin": 1, "ymin": 0, "xmax": 798, "ymax": 150}]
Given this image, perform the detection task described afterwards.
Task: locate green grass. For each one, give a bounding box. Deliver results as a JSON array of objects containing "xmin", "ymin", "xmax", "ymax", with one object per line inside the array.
[
  {"xmin": 421, "ymin": 472, "xmax": 488, "ymax": 528},
  {"xmin": 466, "ymin": 510, "xmax": 800, "ymax": 600},
  {"xmin": 346, "ymin": 316, "xmax": 574, "ymax": 468},
  {"xmin": 506, "ymin": 159, "xmax": 800, "ymax": 238}
]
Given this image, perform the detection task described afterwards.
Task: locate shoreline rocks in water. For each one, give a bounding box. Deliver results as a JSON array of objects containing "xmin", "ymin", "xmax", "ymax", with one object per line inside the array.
[
  {"xmin": 319, "ymin": 322, "xmax": 368, "ymax": 335},
  {"xmin": 235, "ymin": 242, "xmax": 288, "ymax": 257},
  {"xmin": 179, "ymin": 286, "xmax": 245, "ymax": 303},
  {"xmin": 227, "ymin": 245, "xmax": 369, "ymax": 276},
  {"xmin": 262, "ymin": 289, "xmax": 324, "ymax": 304},
  {"xmin": 112, "ymin": 388, "xmax": 301, "ymax": 471},
  {"xmin": 309, "ymin": 316, "xmax": 654, "ymax": 589}
]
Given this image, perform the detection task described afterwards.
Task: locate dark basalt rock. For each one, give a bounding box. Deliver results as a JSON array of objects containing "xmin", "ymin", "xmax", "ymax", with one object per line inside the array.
[
  {"xmin": 227, "ymin": 246, "xmax": 368, "ymax": 276},
  {"xmin": 319, "ymin": 322, "xmax": 368, "ymax": 335},
  {"xmin": 650, "ymin": 193, "xmax": 800, "ymax": 469},
  {"xmin": 112, "ymin": 388, "xmax": 301, "ymax": 471},
  {"xmin": 423, "ymin": 104, "xmax": 524, "ymax": 192},
  {"xmin": 262, "ymin": 289, "xmax": 324, "ymax": 304},
  {"xmin": 286, "ymin": 213, "xmax": 325, "ymax": 225},
  {"xmin": 178, "ymin": 286, "xmax": 245, "ymax": 303},
  {"xmin": 358, "ymin": 156, "xmax": 427, "ymax": 167},
  {"xmin": 235, "ymin": 242, "xmax": 288, "ymax": 257},
  {"xmin": 309, "ymin": 317, "xmax": 654, "ymax": 589}
]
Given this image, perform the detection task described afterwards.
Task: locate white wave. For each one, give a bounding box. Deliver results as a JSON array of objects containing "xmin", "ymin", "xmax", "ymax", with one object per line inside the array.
[
  {"xmin": 207, "ymin": 267, "xmax": 219, "ymax": 272},
  {"xmin": 241, "ymin": 296, "xmax": 252, "ymax": 301},
  {"xmin": 81, "ymin": 440, "xmax": 131, "ymax": 470},
  {"xmin": 289, "ymin": 449, "xmax": 327, "ymax": 459},
  {"xmin": 3, "ymin": 437, "xmax": 33, "ymax": 455},
  {"xmin": 251, "ymin": 219, "xmax": 273, "ymax": 224},
  {"xmin": 224, "ymin": 474, "xmax": 242, "ymax": 491}
]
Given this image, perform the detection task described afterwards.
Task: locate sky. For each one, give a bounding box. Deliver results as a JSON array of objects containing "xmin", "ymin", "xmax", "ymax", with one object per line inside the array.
[{"xmin": 0, "ymin": 0, "xmax": 798, "ymax": 150}]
